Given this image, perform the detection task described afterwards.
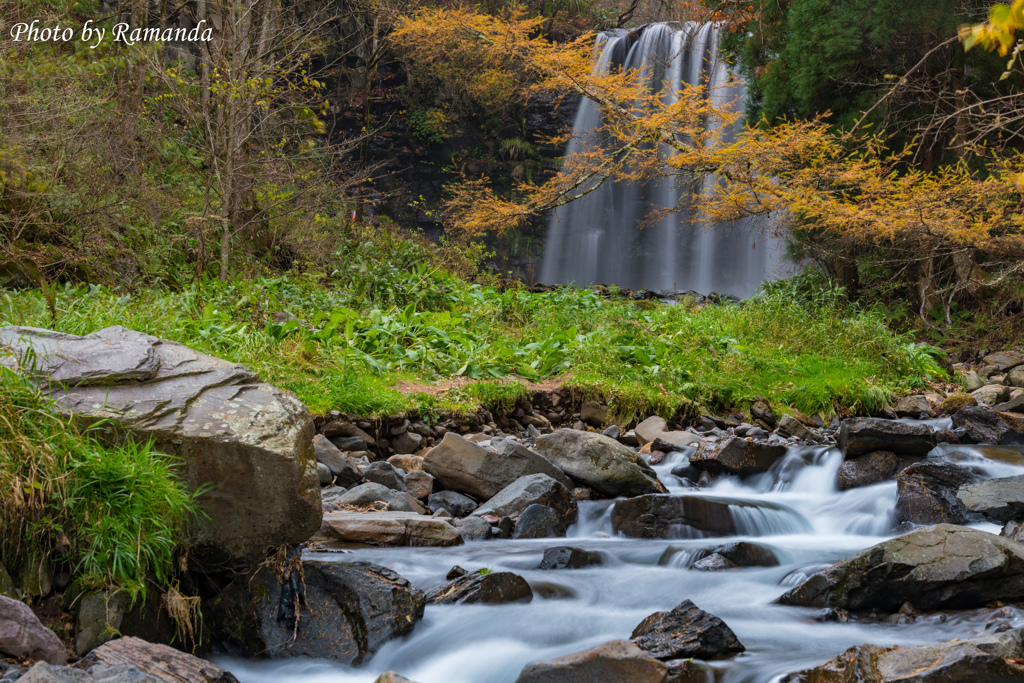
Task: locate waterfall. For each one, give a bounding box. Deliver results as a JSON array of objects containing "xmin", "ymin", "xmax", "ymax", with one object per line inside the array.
[{"xmin": 538, "ymin": 22, "xmax": 782, "ymax": 297}]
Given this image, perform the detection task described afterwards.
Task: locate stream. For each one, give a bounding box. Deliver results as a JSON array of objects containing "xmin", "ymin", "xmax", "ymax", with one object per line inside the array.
[{"xmin": 218, "ymin": 438, "xmax": 1024, "ymax": 683}]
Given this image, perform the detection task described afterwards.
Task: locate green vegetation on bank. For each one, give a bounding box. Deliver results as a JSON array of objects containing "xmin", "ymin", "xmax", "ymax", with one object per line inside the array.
[
  {"xmin": 0, "ymin": 230, "xmax": 945, "ymax": 422},
  {"xmin": 0, "ymin": 368, "xmax": 200, "ymax": 597}
]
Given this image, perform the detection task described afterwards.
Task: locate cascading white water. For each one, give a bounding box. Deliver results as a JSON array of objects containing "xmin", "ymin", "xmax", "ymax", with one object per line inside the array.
[
  {"xmin": 539, "ymin": 22, "xmax": 782, "ymax": 296},
  {"xmin": 218, "ymin": 442, "xmax": 1024, "ymax": 683}
]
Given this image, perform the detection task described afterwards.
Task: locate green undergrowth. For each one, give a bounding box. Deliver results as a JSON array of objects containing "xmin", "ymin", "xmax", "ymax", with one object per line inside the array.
[
  {"xmin": 0, "ymin": 260, "xmax": 945, "ymax": 420},
  {"xmin": 0, "ymin": 367, "xmax": 200, "ymax": 598}
]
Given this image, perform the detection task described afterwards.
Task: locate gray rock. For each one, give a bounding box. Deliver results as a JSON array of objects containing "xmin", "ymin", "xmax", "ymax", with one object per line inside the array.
[
  {"xmin": 750, "ymin": 396, "xmax": 777, "ymax": 428},
  {"xmin": 77, "ymin": 636, "xmax": 237, "ymax": 682},
  {"xmin": 535, "ymin": 430, "xmax": 666, "ymax": 497},
  {"xmin": 775, "ymin": 524, "xmax": 1024, "ymax": 611},
  {"xmin": 329, "ymin": 436, "xmax": 369, "ymax": 452},
  {"xmin": 339, "ymin": 483, "xmax": 415, "ymax": 512},
  {"xmin": 427, "ymin": 571, "xmax": 533, "ymax": 605},
  {"xmin": 313, "ymin": 435, "xmax": 364, "ymax": 486},
  {"xmin": 427, "ymin": 491, "xmax": 478, "ymax": 518},
  {"xmin": 212, "ymin": 560, "xmax": 424, "ymax": 664},
  {"xmin": 895, "ymin": 461, "xmax": 978, "ymax": 525},
  {"xmin": 633, "ymin": 416, "xmax": 700, "ymax": 448},
  {"xmin": 783, "ymin": 628, "xmax": 1024, "ymax": 683},
  {"xmin": 690, "ymin": 436, "xmax": 787, "ymax": 475},
  {"xmin": 490, "ymin": 439, "xmax": 573, "ymax": 489},
  {"xmin": 403, "ymin": 471, "xmax": 434, "ymax": 500},
  {"xmin": 14, "ymin": 662, "xmax": 91, "ymax": 682},
  {"xmin": 602, "ymin": 425, "xmax": 621, "ymax": 439},
  {"xmin": 538, "ymin": 547, "xmax": 603, "ymax": 570},
  {"xmin": 776, "ymin": 415, "xmax": 822, "ymax": 442},
  {"xmin": 964, "ymin": 369, "xmax": 985, "ymax": 392},
  {"xmin": 323, "ymin": 421, "xmax": 376, "ymax": 445},
  {"xmin": 514, "ymin": 640, "xmax": 668, "ymax": 683},
  {"xmin": 1003, "ymin": 519, "xmax": 1024, "ymax": 542},
  {"xmin": 0, "ymin": 595, "xmax": 68, "ymax": 664},
  {"xmin": 957, "ymin": 474, "xmax": 1024, "ymax": 522},
  {"xmin": 630, "ymin": 599, "xmax": 744, "ymax": 660},
  {"xmin": 994, "ymin": 392, "xmax": 1024, "ymax": 413},
  {"xmin": 895, "ymin": 394, "xmax": 935, "ymax": 418},
  {"xmin": 316, "ymin": 463, "xmax": 332, "ymax": 486},
  {"xmin": 424, "ymin": 433, "xmax": 568, "ymax": 500},
  {"xmin": 983, "ymin": 350, "xmax": 1024, "ymax": 372},
  {"xmin": 362, "ymin": 461, "xmax": 406, "ymax": 492},
  {"xmin": 691, "ymin": 553, "xmax": 736, "ymax": 571},
  {"xmin": 313, "ymin": 511, "xmax": 462, "ymax": 547},
  {"xmin": 838, "ymin": 418, "xmax": 936, "ymax": 459},
  {"xmin": 611, "ymin": 495, "xmax": 742, "ymax": 538},
  {"xmin": 453, "ymin": 516, "xmax": 492, "ymax": 541},
  {"xmin": 512, "ymin": 505, "xmax": 566, "ymax": 539},
  {"xmin": 701, "ymin": 541, "xmax": 778, "ymax": 567},
  {"xmin": 392, "ymin": 431, "xmax": 423, "ymax": 455},
  {"xmin": 1008, "ymin": 365, "xmax": 1024, "ymax": 388},
  {"xmin": 952, "ymin": 405, "xmax": 1024, "ymax": 444},
  {"xmin": 472, "ymin": 474, "xmax": 577, "ymax": 527},
  {"xmin": 0, "ymin": 326, "xmax": 321, "ymax": 566},
  {"xmin": 580, "ymin": 402, "xmax": 607, "ymax": 427},
  {"xmin": 836, "ymin": 450, "xmax": 899, "ymax": 491}
]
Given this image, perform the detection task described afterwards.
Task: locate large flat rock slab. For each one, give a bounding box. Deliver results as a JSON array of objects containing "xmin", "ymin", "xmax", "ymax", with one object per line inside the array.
[
  {"xmin": 0, "ymin": 325, "xmax": 321, "ymax": 566},
  {"xmin": 314, "ymin": 511, "xmax": 464, "ymax": 547}
]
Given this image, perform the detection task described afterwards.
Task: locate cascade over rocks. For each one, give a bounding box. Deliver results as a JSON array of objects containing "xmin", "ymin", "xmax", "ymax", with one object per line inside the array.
[
  {"xmin": 690, "ymin": 436, "xmax": 788, "ymax": 475},
  {"xmin": 0, "ymin": 325, "xmax": 321, "ymax": 566},
  {"xmin": 957, "ymin": 474, "xmax": 1024, "ymax": 522},
  {"xmin": 838, "ymin": 418, "xmax": 936, "ymax": 459},
  {"xmin": 630, "ymin": 599, "xmax": 745, "ymax": 660},
  {"xmin": 535, "ymin": 429, "xmax": 667, "ymax": 497},
  {"xmin": 783, "ymin": 628, "xmax": 1024, "ymax": 683},
  {"xmin": 775, "ymin": 524, "xmax": 1024, "ymax": 611},
  {"xmin": 894, "ymin": 461, "xmax": 978, "ymax": 525},
  {"xmin": 427, "ymin": 570, "xmax": 533, "ymax": 605},
  {"xmin": 514, "ymin": 640, "xmax": 670, "ymax": 683},
  {"xmin": 472, "ymin": 474, "xmax": 577, "ymax": 526},
  {"xmin": 210, "ymin": 559, "xmax": 424, "ymax": 664},
  {"xmin": 423, "ymin": 432, "xmax": 568, "ymax": 500}
]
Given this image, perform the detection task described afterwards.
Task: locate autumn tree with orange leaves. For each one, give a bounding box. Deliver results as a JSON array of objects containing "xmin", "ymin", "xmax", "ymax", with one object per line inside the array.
[{"xmin": 393, "ymin": 7, "xmax": 1024, "ymax": 323}]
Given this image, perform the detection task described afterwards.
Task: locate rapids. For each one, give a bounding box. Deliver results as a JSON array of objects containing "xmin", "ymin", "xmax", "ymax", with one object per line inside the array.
[{"xmin": 218, "ymin": 442, "xmax": 1024, "ymax": 683}]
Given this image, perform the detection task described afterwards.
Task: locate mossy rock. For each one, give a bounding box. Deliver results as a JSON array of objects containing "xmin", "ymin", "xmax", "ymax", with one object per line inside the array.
[{"xmin": 941, "ymin": 393, "xmax": 978, "ymax": 414}]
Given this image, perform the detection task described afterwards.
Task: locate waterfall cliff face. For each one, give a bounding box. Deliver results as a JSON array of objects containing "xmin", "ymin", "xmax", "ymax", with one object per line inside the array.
[{"xmin": 538, "ymin": 22, "xmax": 781, "ymax": 297}]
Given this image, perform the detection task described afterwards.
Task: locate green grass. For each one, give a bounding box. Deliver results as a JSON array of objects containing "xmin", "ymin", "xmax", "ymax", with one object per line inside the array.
[
  {"xmin": 0, "ymin": 258, "xmax": 945, "ymax": 421},
  {"xmin": 0, "ymin": 367, "xmax": 201, "ymax": 597}
]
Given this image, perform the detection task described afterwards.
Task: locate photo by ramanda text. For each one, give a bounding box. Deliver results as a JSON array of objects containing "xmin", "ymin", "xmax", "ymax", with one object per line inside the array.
[{"xmin": 113, "ymin": 21, "xmax": 213, "ymax": 45}]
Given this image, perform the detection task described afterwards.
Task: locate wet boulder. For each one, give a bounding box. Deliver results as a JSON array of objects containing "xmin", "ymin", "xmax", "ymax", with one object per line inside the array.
[
  {"xmin": 612, "ymin": 494, "xmax": 795, "ymax": 539},
  {"xmin": 1003, "ymin": 520, "xmax": 1024, "ymax": 542},
  {"xmin": 836, "ymin": 451, "xmax": 899, "ymax": 491},
  {"xmin": 0, "ymin": 595, "xmax": 67, "ymax": 664},
  {"xmin": 838, "ymin": 418, "xmax": 936, "ymax": 459},
  {"xmin": 512, "ymin": 505, "xmax": 566, "ymax": 539},
  {"xmin": 339, "ymin": 483, "xmax": 416, "ymax": 512},
  {"xmin": 895, "ymin": 461, "xmax": 978, "ymax": 525},
  {"xmin": 539, "ymin": 547, "xmax": 604, "ymax": 570},
  {"xmin": 690, "ymin": 437, "xmax": 787, "ymax": 475},
  {"xmin": 957, "ymin": 474, "xmax": 1024, "ymax": 522},
  {"xmin": 374, "ymin": 674, "xmax": 420, "ymax": 683},
  {"xmin": 0, "ymin": 326, "xmax": 322, "ymax": 566},
  {"xmin": 691, "ymin": 553, "xmax": 736, "ymax": 571},
  {"xmin": 697, "ymin": 541, "xmax": 778, "ymax": 568},
  {"xmin": 472, "ymin": 474, "xmax": 577, "ymax": 527},
  {"xmin": 631, "ymin": 599, "xmax": 745, "ymax": 660},
  {"xmin": 535, "ymin": 430, "xmax": 667, "ymax": 497},
  {"xmin": 427, "ymin": 571, "xmax": 533, "ymax": 605},
  {"xmin": 775, "ymin": 524, "xmax": 1024, "ymax": 611},
  {"xmin": 427, "ymin": 491, "xmax": 478, "ymax": 518},
  {"xmin": 313, "ymin": 511, "xmax": 463, "ymax": 547},
  {"xmin": 423, "ymin": 433, "xmax": 567, "ymax": 500},
  {"xmin": 514, "ymin": 640, "xmax": 669, "ymax": 683},
  {"xmin": 783, "ymin": 628, "xmax": 1024, "ymax": 683},
  {"xmin": 453, "ymin": 516, "xmax": 492, "ymax": 541},
  {"xmin": 313, "ymin": 435, "xmax": 363, "ymax": 487},
  {"xmin": 952, "ymin": 406, "xmax": 1024, "ymax": 445},
  {"xmin": 210, "ymin": 559, "xmax": 425, "ymax": 664}
]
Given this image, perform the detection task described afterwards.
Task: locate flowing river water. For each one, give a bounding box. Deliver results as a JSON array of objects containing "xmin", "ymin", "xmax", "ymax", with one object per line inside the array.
[{"xmin": 218, "ymin": 437, "xmax": 1024, "ymax": 683}]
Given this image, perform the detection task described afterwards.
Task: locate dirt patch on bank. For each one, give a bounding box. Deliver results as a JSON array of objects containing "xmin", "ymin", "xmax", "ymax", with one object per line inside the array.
[{"xmin": 391, "ymin": 376, "xmax": 569, "ymax": 397}]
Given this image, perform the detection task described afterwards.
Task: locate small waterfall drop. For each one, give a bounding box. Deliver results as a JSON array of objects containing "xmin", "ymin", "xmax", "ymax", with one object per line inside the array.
[{"xmin": 539, "ymin": 22, "xmax": 781, "ymax": 297}]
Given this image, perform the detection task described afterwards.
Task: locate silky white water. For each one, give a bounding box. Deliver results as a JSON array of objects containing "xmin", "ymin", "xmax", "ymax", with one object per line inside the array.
[
  {"xmin": 538, "ymin": 22, "xmax": 784, "ymax": 297},
  {"xmin": 218, "ymin": 442, "xmax": 1024, "ymax": 683}
]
